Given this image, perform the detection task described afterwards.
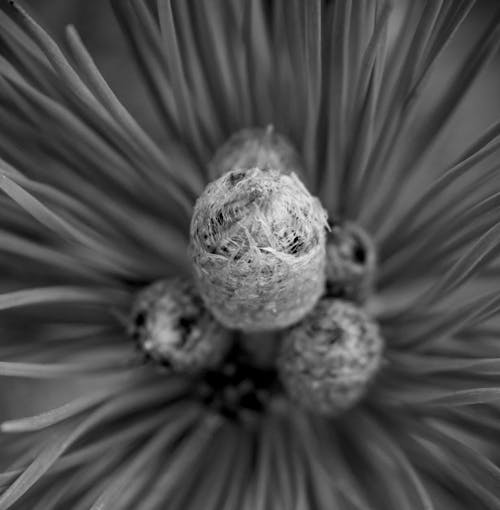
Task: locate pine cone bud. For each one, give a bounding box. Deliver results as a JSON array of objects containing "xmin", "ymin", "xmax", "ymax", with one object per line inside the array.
[
  {"xmin": 278, "ymin": 298, "xmax": 384, "ymax": 416},
  {"xmin": 326, "ymin": 220, "xmax": 377, "ymax": 303},
  {"xmin": 190, "ymin": 167, "xmax": 328, "ymax": 331},
  {"xmin": 209, "ymin": 126, "xmax": 302, "ymax": 177},
  {"xmin": 129, "ymin": 278, "xmax": 232, "ymax": 373}
]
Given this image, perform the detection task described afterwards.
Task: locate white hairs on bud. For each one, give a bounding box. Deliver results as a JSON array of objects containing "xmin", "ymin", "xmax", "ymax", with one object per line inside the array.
[{"xmin": 190, "ymin": 167, "xmax": 328, "ymax": 331}]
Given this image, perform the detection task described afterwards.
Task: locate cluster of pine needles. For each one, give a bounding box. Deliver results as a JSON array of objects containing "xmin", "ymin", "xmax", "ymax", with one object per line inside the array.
[{"xmin": 1, "ymin": 0, "xmax": 500, "ymax": 509}]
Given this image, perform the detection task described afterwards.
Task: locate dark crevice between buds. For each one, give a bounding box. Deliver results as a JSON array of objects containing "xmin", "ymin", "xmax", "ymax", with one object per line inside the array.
[{"xmin": 192, "ymin": 342, "xmax": 281, "ymax": 423}]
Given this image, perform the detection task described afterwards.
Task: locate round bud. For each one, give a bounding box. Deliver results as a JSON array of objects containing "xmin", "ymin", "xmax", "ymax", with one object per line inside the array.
[
  {"xmin": 190, "ymin": 167, "xmax": 328, "ymax": 332},
  {"xmin": 326, "ymin": 220, "xmax": 377, "ymax": 303},
  {"xmin": 209, "ymin": 126, "xmax": 302, "ymax": 178},
  {"xmin": 278, "ymin": 299, "xmax": 384, "ymax": 416},
  {"xmin": 129, "ymin": 278, "xmax": 232, "ymax": 373}
]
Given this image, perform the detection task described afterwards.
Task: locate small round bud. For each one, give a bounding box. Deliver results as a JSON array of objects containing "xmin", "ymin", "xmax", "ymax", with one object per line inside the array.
[
  {"xmin": 278, "ymin": 299, "xmax": 384, "ymax": 416},
  {"xmin": 190, "ymin": 167, "xmax": 328, "ymax": 332},
  {"xmin": 129, "ymin": 278, "xmax": 232, "ymax": 373},
  {"xmin": 326, "ymin": 220, "xmax": 377, "ymax": 303},
  {"xmin": 209, "ymin": 126, "xmax": 302, "ymax": 177}
]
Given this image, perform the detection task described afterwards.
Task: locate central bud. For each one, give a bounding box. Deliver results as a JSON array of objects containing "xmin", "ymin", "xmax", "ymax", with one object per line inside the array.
[{"xmin": 190, "ymin": 129, "xmax": 327, "ymax": 331}]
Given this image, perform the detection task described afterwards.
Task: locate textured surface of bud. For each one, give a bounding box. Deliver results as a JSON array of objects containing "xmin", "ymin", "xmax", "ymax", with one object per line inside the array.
[
  {"xmin": 278, "ymin": 299, "xmax": 384, "ymax": 416},
  {"xmin": 190, "ymin": 167, "xmax": 328, "ymax": 331},
  {"xmin": 209, "ymin": 126, "xmax": 303, "ymax": 177},
  {"xmin": 326, "ymin": 220, "xmax": 377, "ymax": 303},
  {"xmin": 129, "ymin": 278, "xmax": 232, "ymax": 373}
]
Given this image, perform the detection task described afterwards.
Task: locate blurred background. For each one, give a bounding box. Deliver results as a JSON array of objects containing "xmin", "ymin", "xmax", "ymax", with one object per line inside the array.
[{"xmin": 19, "ymin": 0, "xmax": 500, "ymax": 151}]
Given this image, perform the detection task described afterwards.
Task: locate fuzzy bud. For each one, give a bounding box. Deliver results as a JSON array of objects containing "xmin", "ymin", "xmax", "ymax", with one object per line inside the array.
[
  {"xmin": 278, "ymin": 299, "xmax": 384, "ymax": 416},
  {"xmin": 209, "ymin": 126, "xmax": 302, "ymax": 177},
  {"xmin": 129, "ymin": 278, "xmax": 232, "ymax": 373},
  {"xmin": 326, "ymin": 220, "xmax": 377, "ymax": 303},
  {"xmin": 190, "ymin": 167, "xmax": 328, "ymax": 331}
]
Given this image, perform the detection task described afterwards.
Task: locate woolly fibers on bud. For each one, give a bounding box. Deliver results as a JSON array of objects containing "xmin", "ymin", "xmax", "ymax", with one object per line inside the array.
[
  {"xmin": 129, "ymin": 278, "xmax": 232, "ymax": 373},
  {"xmin": 209, "ymin": 126, "xmax": 302, "ymax": 178},
  {"xmin": 278, "ymin": 299, "xmax": 384, "ymax": 416},
  {"xmin": 326, "ymin": 220, "xmax": 377, "ymax": 303},
  {"xmin": 190, "ymin": 167, "xmax": 328, "ymax": 331}
]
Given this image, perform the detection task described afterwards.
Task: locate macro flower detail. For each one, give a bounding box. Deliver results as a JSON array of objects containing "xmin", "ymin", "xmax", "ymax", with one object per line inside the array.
[
  {"xmin": 129, "ymin": 278, "xmax": 231, "ymax": 372},
  {"xmin": 1, "ymin": 0, "xmax": 500, "ymax": 509}
]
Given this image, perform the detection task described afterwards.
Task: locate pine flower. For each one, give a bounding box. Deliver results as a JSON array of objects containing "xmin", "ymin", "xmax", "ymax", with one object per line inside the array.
[{"xmin": 1, "ymin": 1, "xmax": 500, "ymax": 509}]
